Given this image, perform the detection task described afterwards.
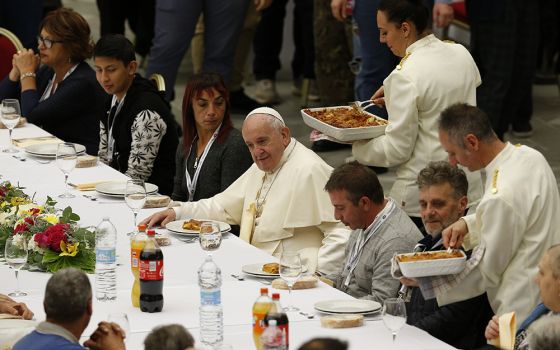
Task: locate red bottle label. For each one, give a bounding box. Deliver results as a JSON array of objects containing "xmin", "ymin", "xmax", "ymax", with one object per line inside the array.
[{"xmin": 139, "ymin": 259, "xmax": 163, "ymax": 280}]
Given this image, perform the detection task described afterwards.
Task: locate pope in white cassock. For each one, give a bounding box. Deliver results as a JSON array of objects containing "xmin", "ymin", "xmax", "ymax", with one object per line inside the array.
[{"xmin": 143, "ymin": 107, "xmax": 349, "ymax": 275}]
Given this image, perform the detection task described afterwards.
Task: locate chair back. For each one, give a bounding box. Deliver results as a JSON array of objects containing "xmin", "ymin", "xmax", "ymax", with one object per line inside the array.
[
  {"xmin": 0, "ymin": 27, "xmax": 24, "ymax": 80},
  {"xmin": 149, "ymin": 73, "xmax": 166, "ymax": 93}
]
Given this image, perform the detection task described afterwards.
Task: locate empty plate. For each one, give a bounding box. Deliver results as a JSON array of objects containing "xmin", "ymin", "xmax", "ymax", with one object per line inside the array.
[{"xmin": 314, "ymin": 299, "xmax": 381, "ymax": 315}]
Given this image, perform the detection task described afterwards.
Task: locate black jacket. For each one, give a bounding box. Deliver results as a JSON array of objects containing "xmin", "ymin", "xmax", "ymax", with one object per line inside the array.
[
  {"xmin": 100, "ymin": 74, "xmax": 178, "ymax": 195},
  {"xmin": 406, "ymin": 232, "xmax": 494, "ymax": 349}
]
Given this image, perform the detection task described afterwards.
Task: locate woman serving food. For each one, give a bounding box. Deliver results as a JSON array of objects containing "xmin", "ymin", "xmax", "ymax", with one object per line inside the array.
[{"xmin": 351, "ymin": 0, "xmax": 482, "ymax": 225}]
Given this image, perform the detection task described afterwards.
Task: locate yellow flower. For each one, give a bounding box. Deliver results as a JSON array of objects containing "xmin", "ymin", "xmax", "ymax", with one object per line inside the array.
[
  {"xmin": 11, "ymin": 197, "xmax": 30, "ymax": 206},
  {"xmin": 42, "ymin": 214, "xmax": 59, "ymax": 225},
  {"xmin": 59, "ymin": 241, "xmax": 79, "ymax": 257}
]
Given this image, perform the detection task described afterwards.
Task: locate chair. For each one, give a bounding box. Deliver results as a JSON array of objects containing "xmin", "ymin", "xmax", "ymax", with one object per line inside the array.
[
  {"xmin": 0, "ymin": 27, "xmax": 24, "ymax": 80},
  {"xmin": 149, "ymin": 73, "xmax": 166, "ymax": 93}
]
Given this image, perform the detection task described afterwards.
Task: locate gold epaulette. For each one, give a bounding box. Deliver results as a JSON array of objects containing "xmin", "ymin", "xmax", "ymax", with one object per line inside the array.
[
  {"xmin": 443, "ymin": 39, "xmax": 456, "ymax": 44},
  {"xmin": 491, "ymin": 169, "xmax": 499, "ymax": 194},
  {"xmin": 515, "ymin": 143, "xmax": 522, "ymax": 148},
  {"xmin": 396, "ymin": 51, "xmax": 411, "ymax": 70}
]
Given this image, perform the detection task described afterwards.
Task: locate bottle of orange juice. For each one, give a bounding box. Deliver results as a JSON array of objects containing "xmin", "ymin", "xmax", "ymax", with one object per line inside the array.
[
  {"xmin": 131, "ymin": 224, "xmax": 147, "ymax": 307},
  {"xmin": 253, "ymin": 287, "xmax": 272, "ymax": 350}
]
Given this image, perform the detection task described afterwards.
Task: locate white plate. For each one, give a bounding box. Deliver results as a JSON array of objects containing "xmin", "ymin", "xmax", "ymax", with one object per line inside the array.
[
  {"xmin": 242, "ymin": 263, "xmax": 280, "ymax": 278},
  {"xmin": 241, "ymin": 263, "xmax": 308, "ymax": 279},
  {"xmin": 301, "ymin": 106, "xmax": 387, "ymax": 142},
  {"xmin": 24, "ymin": 143, "xmax": 86, "ymax": 158},
  {"xmin": 95, "ymin": 181, "xmax": 158, "ymax": 197},
  {"xmin": 165, "ymin": 219, "xmax": 231, "ymax": 236},
  {"xmin": 314, "ymin": 299, "xmax": 381, "ymax": 315}
]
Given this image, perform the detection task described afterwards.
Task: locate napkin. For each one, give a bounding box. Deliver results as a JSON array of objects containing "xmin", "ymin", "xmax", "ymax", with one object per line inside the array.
[
  {"xmin": 69, "ymin": 181, "xmax": 107, "ymax": 191},
  {"xmin": 489, "ymin": 312, "xmax": 516, "ymax": 350},
  {"xmin": 0, "ymin": 117, "xmax": 26, "ymax": 129},
  {"xmin": 11, "ymin": 135, "xmax": 61, "ymax": 148}
]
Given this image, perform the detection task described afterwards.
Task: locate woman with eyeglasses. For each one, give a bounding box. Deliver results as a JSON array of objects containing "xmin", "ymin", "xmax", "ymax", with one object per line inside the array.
[{"xmin": 0, "ymin": 8, "xmax": 105, "ymax": 155}]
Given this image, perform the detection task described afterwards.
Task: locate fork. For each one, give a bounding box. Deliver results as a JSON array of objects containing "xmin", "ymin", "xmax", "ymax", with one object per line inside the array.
[
  {"xmin": 231, "ymin": 274, "xmax": 245, "ymax": 281},
  {"xmin": 82, "ymin": 194, "xmax": 98, "ymax": 201},
  {"xmin": 299, "ymin": 311, "xmax": 315, "ymax": 319},
  {"xmin": 11, "ymin": 155, "xmax": 26, "ymax": 162},
  {"xmin": 349, "ymin": 100, "xmax": 376, "ymax": 112}
]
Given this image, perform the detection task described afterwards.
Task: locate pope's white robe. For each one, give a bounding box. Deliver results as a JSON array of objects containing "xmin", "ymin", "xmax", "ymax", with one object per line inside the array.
[
  {"xmin": 352, "ymin": 34, "xmax": 483, "ymax": 217},
  {"xmin": 173, "ymin": 138, "xmax": 349, "ymax": 275}
]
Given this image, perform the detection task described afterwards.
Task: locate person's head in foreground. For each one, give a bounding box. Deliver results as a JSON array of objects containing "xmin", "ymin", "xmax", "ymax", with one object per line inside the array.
[
  {"xmin": 417, "ymin": 161, "xmax": 468, "ymax": 236},
  {"xmin": 144, "ymin": 324, "xmax": 195, "ymax": 350},
  {"xmin": 377, "ymin": 0, "xmax": 430, "ymax": 57},
  {"xmin": 44, "ymin": 267, "xmax": 92, "ymax": 335},
  {"xmin": 438, "ymin": 103, "xmax": 500, "ymax": 172},
  {"xmin": 38, "ymin": 7, "xmax": 93, "ymax": 67},
  {"xmin": 298, "ymin": 337, "xmax": 349, "ymax": 350},
  {"xmin": 529, "ymin": 314, "xmax": 560, "ymax": 350},
  {"xmin": 242, "ymin": 107, "xmax": 290, "ymax": 173},
  {"xmin": 93, "ymin": 34, "xmax": 137, "ymax": 100},
  {"xmin": 535, "ymin": 245, "xmax": 560, "ymax": 313},
  {"xmin": 325, "ymin": 161, "xmax": 385, "ymax": 230}
]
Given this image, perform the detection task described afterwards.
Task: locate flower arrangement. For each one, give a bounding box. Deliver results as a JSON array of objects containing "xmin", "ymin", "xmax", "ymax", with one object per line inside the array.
[{"xmin": 0, "ymin": 181, "xmax": 95, "ymax": 273}]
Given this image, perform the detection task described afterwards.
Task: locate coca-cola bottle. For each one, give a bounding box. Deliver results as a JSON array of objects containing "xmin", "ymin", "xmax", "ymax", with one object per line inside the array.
[
  {"xmin": 139, "ymin": 229, "xmax": 164, "ymax": 312},
  {"xmin": 264, "ymin": 293, "xmax": 289, "ymax": 349}
]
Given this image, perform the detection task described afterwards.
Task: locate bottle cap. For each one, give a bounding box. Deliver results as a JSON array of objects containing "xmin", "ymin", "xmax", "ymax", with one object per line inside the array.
[
  {"xmin": 260, "ymin": 287, "xmax": 269, "ymax": 295},
  {"xmin": 147, "ymin": 229, "xmax": 156, "ymax": 236},
  {"xmin": 268, "ymin": 319, "xmax": 277, "ymax": 326},
  {"xmin": 272, "ymin": 293, "xmax": 280, "ymax": 300},
  {"xmin": 138, "ymin": 224, "xmax": 147, "ymax": 232}
]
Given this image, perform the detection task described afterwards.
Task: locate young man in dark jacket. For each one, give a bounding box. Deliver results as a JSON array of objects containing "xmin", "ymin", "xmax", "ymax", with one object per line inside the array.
[
  {"xmin": 93, "ymin": 34, "xmax": 178, "ymax": 195},
  {"xmin": 400, "ymin": 161, "xmax": 493, "ymax": 349}
]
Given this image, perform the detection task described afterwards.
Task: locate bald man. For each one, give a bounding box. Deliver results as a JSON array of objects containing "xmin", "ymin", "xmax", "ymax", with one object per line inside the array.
[{"xmin": 143, "ymin": 107, "xmax": 348, "ymax": 275}]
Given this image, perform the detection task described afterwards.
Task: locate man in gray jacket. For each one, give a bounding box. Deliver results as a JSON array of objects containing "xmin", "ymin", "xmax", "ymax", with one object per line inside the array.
[{"xmin": 324, "ymin": 162, "xmax": 422, "ymax": 302}]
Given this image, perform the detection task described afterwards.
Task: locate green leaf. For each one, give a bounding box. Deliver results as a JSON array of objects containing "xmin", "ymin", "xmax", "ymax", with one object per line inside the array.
[{"xmin": 42, "ymin": 249, "xmax": 61, "ymax": 264}]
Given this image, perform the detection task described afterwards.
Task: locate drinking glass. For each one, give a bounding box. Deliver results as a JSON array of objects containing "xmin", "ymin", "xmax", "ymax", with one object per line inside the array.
[
  {"xmin": 199, "ymin": 222, "xmax": 222, "ymax": 254},
  {"xmin": 4, "ymin": 236, "xmax": 28, "ymax": 297},
  {"xmin": 1, "ymin": 99, "xmax": 21, "ymax": 153},
  {"xmin": 279, "ymin": 251, "xmax": 302, "ymax": 312},
  {"xmin": 382, "ymin": 297, "xmax": 407, "ymax": 343},
  {"xmin": 107, "ymin": 312, "xmax": 130, "ymax": 341},
  {"xmin": 125, "ymin": 179, "xmax": 147, "ymax": 235},
  {"xmin": 56, "ymin": 143, "xmax": 77, "ymax": 198}
]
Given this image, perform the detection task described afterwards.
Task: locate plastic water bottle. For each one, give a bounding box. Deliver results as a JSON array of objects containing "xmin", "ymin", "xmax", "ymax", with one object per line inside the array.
[
  {"xmin": 198, "ymin": 255, "xmax": 223, "ymax": 347},
  {"xmin": 95, "ymin": 217, "xmax": 117, "ymax": 302},
  {"xmin": 261, "ymin": 319, "xmax": 285, "ymax": 350}
]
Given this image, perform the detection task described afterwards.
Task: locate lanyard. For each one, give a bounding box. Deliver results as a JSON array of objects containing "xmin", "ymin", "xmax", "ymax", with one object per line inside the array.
[
  {"xmin": 107, "ymin": 95, "xmax": 126, "ymax": 163},
  {"xmin": 185, "ymin": 125, "xmax": 221, "ymax": 201},
  {"xmin": 344, "ymin": 198, "xmax": 396, "ymax": 287},
  {"xmin": 40, "ymin": 64, "xmax": 78, "ymax": 102}
]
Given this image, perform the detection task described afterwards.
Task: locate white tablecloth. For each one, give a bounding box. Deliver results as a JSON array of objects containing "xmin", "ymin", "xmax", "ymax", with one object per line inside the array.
[{"xmin": 0, "ymin": 124, "xmax": 456, "ymax": 349}]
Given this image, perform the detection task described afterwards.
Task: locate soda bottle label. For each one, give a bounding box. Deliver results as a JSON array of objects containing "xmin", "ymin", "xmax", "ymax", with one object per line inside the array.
[
  {"xmin": 140, "ymin": 259, "xmax": 163, "ymax": 280},
  {"xmin": 200, "ymin": 289, "xmax": 221, "ymax": 305},
  {"xmin": 253, "ymin": 312, "xmax": 267, "ymax": 337},
  {"xmin": 131, "ymin": 247, "xmax": 141, "ymax": 268},
  {"xmin": 96, "ymin": 247, "xmax": 116, "ymax": 264}
]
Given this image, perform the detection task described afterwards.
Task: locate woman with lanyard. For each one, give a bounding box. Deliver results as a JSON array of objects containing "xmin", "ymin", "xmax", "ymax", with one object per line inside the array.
[
  {"xmin": 351, "ymin": 0, "xmax": 483, "ymax": 227},
  {"xmin": 0, "ymin": 8, "xmax": 105, "ymax": 155},
  {"xmin": 171, "ymin": 73, "xmax": 253, "ymax": 221}
]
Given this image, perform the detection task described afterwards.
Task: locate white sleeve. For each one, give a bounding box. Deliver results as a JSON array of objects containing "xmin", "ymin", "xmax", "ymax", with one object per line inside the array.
[{"xmin": 316, "ymin": 222, "xmax": 350, "ymax": 276}]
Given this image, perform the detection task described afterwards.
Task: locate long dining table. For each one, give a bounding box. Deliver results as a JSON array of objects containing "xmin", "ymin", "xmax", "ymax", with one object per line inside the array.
[{"xmin": 0, "ymin": 123, "xmax": 456, "ymax": 349}]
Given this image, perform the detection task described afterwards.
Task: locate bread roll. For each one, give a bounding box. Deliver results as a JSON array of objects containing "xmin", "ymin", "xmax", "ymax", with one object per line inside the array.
[
  {"xmin": 320, "ymin": 314, "xmax": 364, "ymax": 328},
  {"xmin": 144, "ymin": 195, "xmax": 171, "ymax": 208},
  {"xmin": 271, "ymin": 276, "xmax": 318, "ymax": 290},
  {"xmin": 76, "ymin": 155, "xmax": 98, "ymax": 168}
]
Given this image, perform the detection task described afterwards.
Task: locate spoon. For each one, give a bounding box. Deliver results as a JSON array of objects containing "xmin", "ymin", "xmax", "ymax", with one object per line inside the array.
[
  {"xmin": 231, "ymin": 274, "xmax": 245, "ymax": 281},
  {"xmin": 299, "ymin": 311, "xmax": 315, "ymax": 319}
]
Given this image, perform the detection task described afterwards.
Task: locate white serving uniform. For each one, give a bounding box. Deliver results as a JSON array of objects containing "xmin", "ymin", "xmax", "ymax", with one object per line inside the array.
[
  {"xmin": 173, "ymin": 138, "xmax": 349, "ymax": 275},
  {"xmin": 352, "ymin": 34, "xmax": 483, "ymax": 217},
  {"xmin": 437, "ymin": 143, "xmax": 560, "ymax": 321}
]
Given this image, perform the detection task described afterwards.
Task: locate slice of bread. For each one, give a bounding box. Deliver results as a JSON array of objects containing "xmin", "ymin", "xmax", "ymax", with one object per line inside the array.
[
  {"xmin": 320, "ymin": 314, "xmax": 364, "ymax": 328},
  {"xmin": 271, "ymin": 276, "xmax": 318, "ymax": 290}
]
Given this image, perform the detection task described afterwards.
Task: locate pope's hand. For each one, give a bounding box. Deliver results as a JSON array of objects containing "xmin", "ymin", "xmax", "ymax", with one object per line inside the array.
[
  {"xmin": 442, "ymin": 218, "xmax": 468, "ymax": 249},
  {"xmin": 140, "ymin": 208, "xmax": 176, "ymax": 228},
  {"xmin": 485, "ymin": 315, "xmax": 500, "ymax": 340},
  {"xmin": 371, "ymin": 86, "xmax": 385, "ymax": 107}
]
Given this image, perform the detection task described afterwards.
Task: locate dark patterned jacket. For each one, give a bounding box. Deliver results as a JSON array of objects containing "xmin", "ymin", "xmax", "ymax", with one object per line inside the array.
[{"xmin": 99, "ymin": 74, "xmax": 178, "ymax": 195}]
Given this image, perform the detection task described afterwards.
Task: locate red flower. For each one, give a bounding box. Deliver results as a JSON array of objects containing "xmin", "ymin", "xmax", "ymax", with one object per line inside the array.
[
  {"xmin": 28, "ymin": 208, "xmax": 40, "ymax": 216},
  {"xmin": 24, "ymin": 217, "xmax": 34, "ymax": 225},
  {"xmin": 13, "ymin": 223, "xmax": 28, "ymax": 235},
  {"xmin": 34, "ymin": 223, "xmax": 69, "ymax": 252}
]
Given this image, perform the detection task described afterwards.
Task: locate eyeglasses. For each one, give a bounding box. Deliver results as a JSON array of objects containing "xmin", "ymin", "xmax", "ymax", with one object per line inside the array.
[{"xmin": 37, "ymin": 36, "xmax": 63, "ymax": 49}]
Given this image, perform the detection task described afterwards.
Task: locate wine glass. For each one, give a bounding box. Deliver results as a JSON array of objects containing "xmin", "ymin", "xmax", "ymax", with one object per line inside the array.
[
  {"xmin": 199, "ymin": 222, "xmax": 222, "ymax": 254},
  {"xmin": 107, "ymin": 312, "xmax": 130, "ymax": 343},
  {"xmin": 125, "ymin": 179, "xmax": 147, "ymax": 235},
  {"xmin": 279, "ymin": 251, "xmax": 302, "ymax": 312},
  {"xmin": 382, "ymin": 297, "xmax": 407, "ymax": 343},
  {"xmin": 4, "ymin": 236, "xmax": 28, "ymax": 297},
  {"xmin": 1, "ymin": 99, "xmax": 21, "ymax": 153},
  {"xmin": 56, "ymin": 143, "xmax": 77, "ymax": 198}
]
